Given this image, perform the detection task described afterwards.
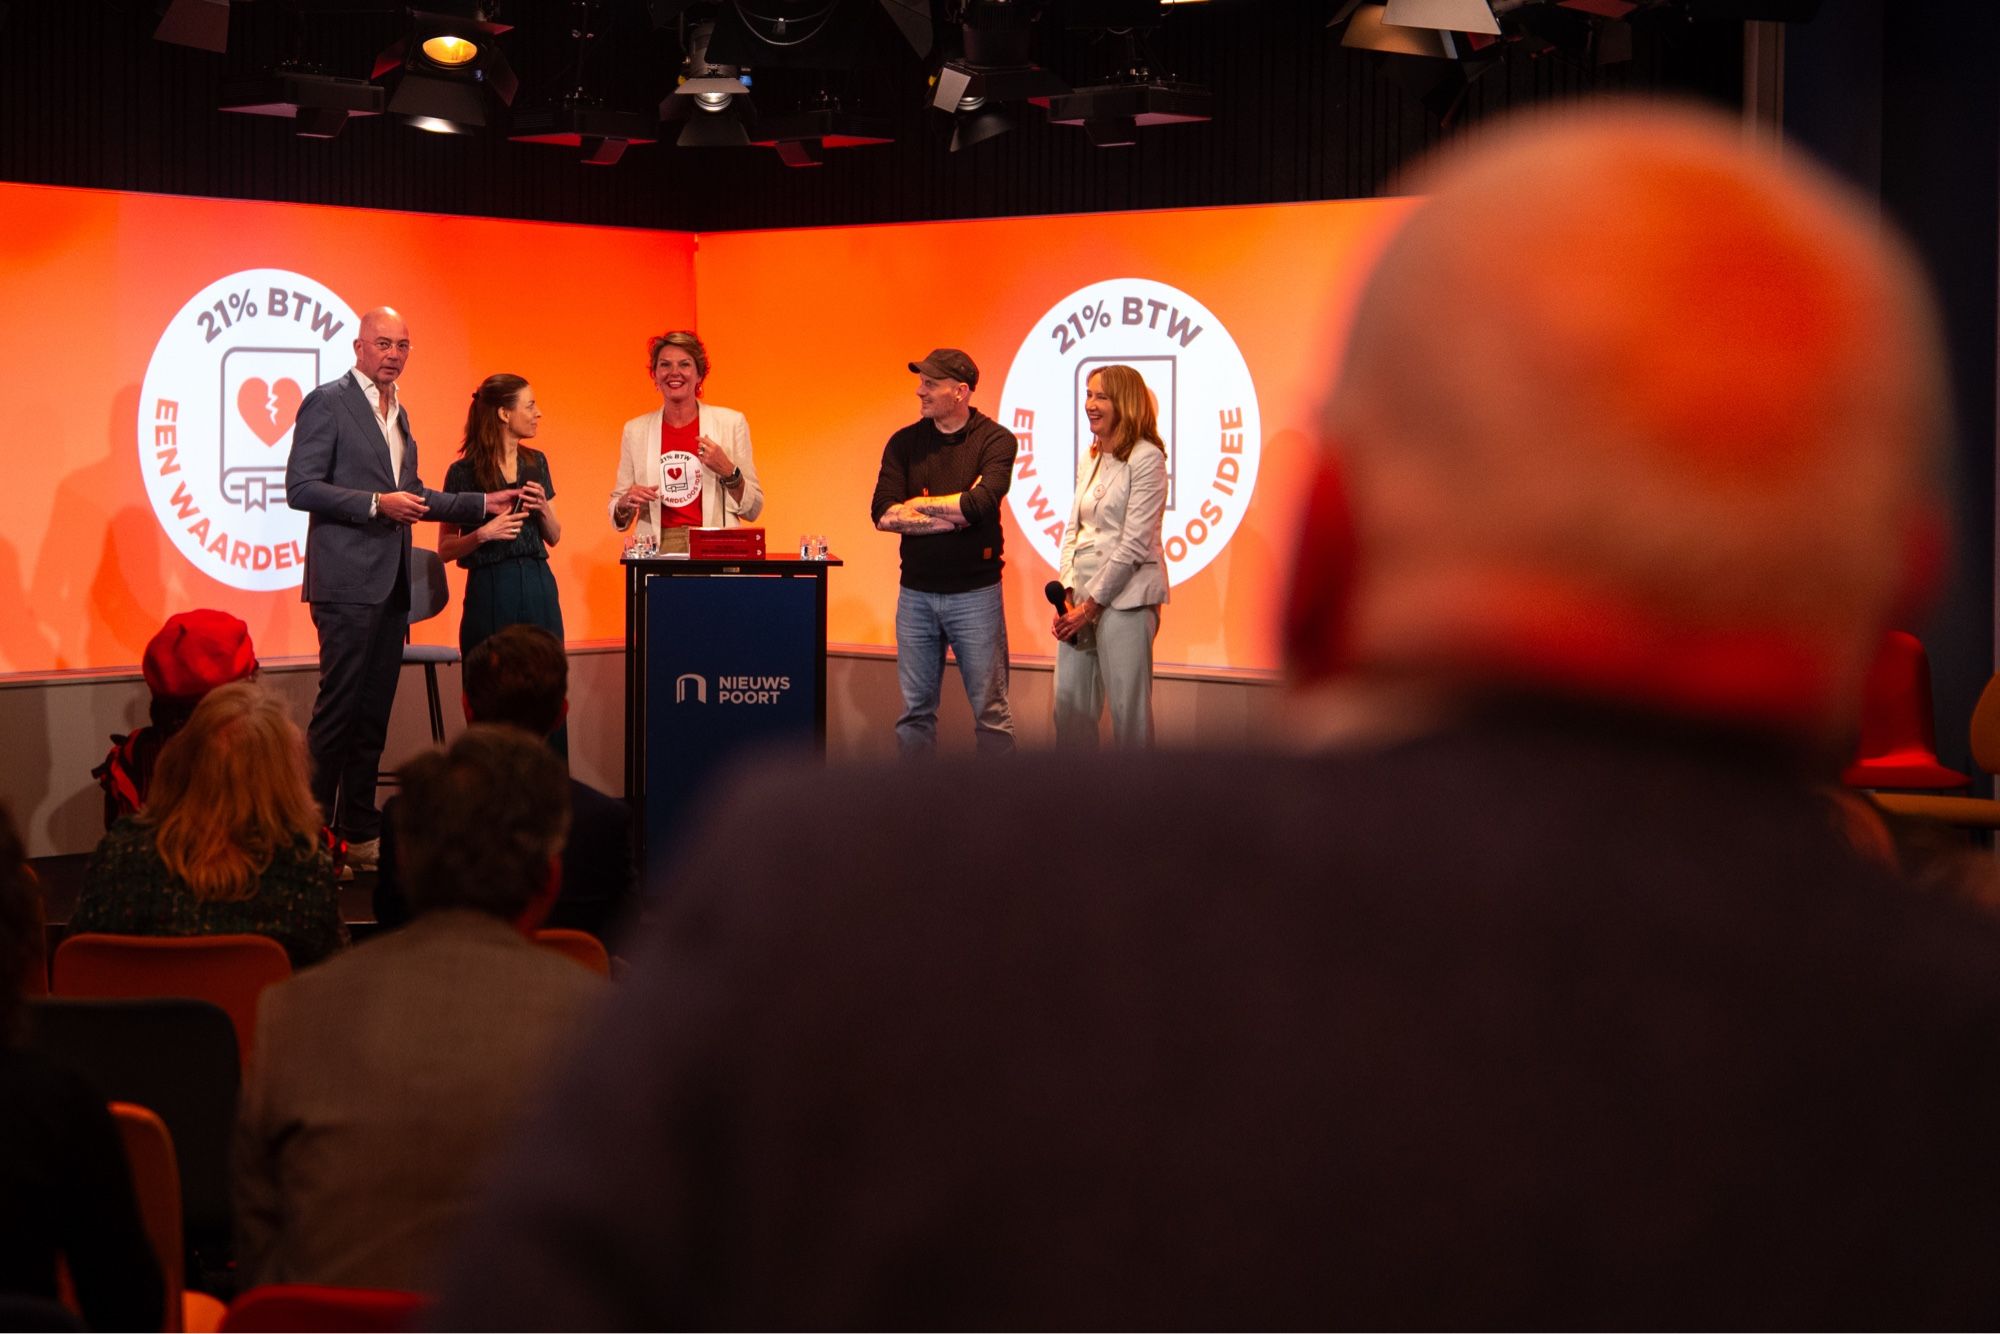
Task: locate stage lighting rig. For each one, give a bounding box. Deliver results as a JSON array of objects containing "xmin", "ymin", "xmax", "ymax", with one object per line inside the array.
[
  {"xmin": 373, "ymin": 4, "xmax": 519, "ymax": 134},
  {"xmin": 751, "ymin": 91, "xmax": 893, "ymax": 166},
  {"xmin": 662, "ymin": 19, "xmax": 757, "ymax": 148},
  {"xmin": 220, "ymin": 67, "xmax": 388, "ymax": 140},
  {"xmin": 661, "ymin": 0, "xmax": 935, "ymax": 62},
  {"xmin": 1044, "ymin": 27, "xmax": 1210, "ymax": 148},
  {"xmin": 509, "ymin": 2, "xmax": 661, "ymax": 165},
  {"xmin": 930, "ymin": 0, "xmax": 1067, "ymax": 152}
]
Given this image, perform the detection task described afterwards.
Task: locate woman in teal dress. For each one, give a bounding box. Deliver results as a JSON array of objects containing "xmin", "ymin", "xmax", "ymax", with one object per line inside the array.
[{"xmin": 441, "ymin": 374, "xmax": 565, "ymax": 657}]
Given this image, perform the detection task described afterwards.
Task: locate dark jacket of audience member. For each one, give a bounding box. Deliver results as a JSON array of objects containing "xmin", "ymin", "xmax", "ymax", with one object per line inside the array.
[
  {"xmin": 92, "ymin": 609, "xmax": 258, "ymax": 829},
  {"xmin": 374, "ymin": 625, "xmax": 636, "ymax": 944},
  {"xmin": 73, "ymin": 683, "xmax": 346, "ymax": 968},
  {"xmin": 234, "ymin": 726, "xmax": 604, "ymax": 1292},
  {"xmin": 427, "ymin": 111, "xmax": 2000, "ymax": 1328},
  {"xmin": 0, "ymin": 804, "xmax": 163, "ymax": 1331}
]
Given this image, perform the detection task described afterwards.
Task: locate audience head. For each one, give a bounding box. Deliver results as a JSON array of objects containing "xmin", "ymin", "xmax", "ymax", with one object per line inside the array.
[
  {"xmin": 462, "ymin": 624, "xmax": 567, "ymax": 738},
  {"xmin": 1287, "ymin": 104, "xmax": 1949, "ymax": 741},
  {"xmin": 393, "ymin": 726, "xmax": 569, "ymax": 927},
  {"xmin": 0, "ymin": 804, "xmax": 36, "ymax": 1045},
  {"xmin": 142, "ymin": 609, "xmax": 258, "ymax": 733},
  {"xmin": 145, "ymin": 682, "xmax": 323, "ymax": 902},
  {"xmin": 461, "ymin": 373, "xmax": 533, "ymax": 490},
  {"xmin": 1086, "ymin": 364, "xmax": 1165, "ymax": 463}
]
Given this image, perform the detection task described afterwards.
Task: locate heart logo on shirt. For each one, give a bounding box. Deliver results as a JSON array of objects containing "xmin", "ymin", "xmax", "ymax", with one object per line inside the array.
[
  {"xmin": 235, "ymin": 377, "xmax": 303, "ymax": 447},
  {"xmin": 666, "ymin": 466, "xmax": 684, "ymax": 481}
]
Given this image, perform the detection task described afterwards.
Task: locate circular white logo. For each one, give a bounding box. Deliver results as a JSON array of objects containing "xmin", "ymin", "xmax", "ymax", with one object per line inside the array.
[
  {"xmin": 658, "ymin": 450, "xmax": 703, "ymax": 509},
  {"xmin": 998, "ymin": 277, "xmax": 1261, "ymax": 583},
  {"xmin": 137, "ymin": 269, "xmax": 358, "ymax": 591}
]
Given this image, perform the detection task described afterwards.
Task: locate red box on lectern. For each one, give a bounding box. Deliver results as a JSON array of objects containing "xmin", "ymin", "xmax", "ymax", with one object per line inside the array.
[{"xmin": 688, "ymin": 527, "xmax": 766, "ymax": 560}]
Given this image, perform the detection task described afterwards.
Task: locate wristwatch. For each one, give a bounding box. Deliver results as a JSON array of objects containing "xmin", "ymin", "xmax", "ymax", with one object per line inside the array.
[{"xmin": 723, "ymin": 467, "xmax": 744, "ymax": 487}]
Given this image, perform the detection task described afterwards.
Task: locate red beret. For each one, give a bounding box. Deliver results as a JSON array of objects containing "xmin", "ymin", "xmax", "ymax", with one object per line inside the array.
[{"xmin": 142, "ymin": 610, "xmax": 258, "ymax": 701}]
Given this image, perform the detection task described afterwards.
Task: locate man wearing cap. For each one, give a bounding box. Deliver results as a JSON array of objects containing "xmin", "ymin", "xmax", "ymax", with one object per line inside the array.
[
  {"xmin": 93, "ymin": 608, "xmax": 258, "ymax": 826},
  {"xmin": 287, "ymin": 307, "xmax": 520, "ymax": 870},
  {"xmin": 870, "ymin": 349, "xmax": 1020, "ymax": 757}
]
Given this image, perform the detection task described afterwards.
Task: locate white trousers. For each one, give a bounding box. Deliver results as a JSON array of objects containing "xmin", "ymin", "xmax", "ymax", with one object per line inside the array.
[{"xmin": 1053, "ymin": 603, "xmax": 1160, "ymax": 749}]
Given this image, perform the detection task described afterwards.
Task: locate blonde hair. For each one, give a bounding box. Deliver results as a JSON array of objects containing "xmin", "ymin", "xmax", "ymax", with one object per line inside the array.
[
  {"xmin": 1088, "ymin": 365, "xmax": 1166, "ymax": 463},
  {"xmin": 143, "ymin": 682, "xmax": 324, "ymax": 902}
]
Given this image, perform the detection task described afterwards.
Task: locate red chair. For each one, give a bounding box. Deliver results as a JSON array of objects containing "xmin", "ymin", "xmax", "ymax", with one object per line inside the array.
[
  {"xmin": 51, "ymin": 935, "xmax": 291, "ymax": 1068},
  {"xmin": 1842, "ymin": 630, "xmax": 1970, "ymax": 789},
  {"xmin": 219, "ymin": 1285, "xmax": 425, "ymax": 1333},
  {"xmin": 108, "ymin": 1102, "xmax": 227, "ymax": 1332},
  {"xmin": 1871, "ymin": 670, "xmax": 2000, "ymax": 829}
]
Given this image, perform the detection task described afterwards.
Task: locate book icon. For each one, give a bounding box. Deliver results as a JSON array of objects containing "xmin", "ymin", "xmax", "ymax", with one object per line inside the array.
[{"xmin": 220, "ymin": 347, "xmax": 317, "ymax": 511}]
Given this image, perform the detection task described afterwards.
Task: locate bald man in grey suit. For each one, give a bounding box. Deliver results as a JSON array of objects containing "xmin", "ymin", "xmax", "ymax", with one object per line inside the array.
[{"xmin": 285, "ymin": 307, "xmax": 518, "ymax": 865}]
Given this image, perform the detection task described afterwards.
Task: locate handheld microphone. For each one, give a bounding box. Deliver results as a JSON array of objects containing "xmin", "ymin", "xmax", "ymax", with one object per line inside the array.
[{"xmin": 1044, "ymin": 580, "xmax": 1070, "ymax": 616}]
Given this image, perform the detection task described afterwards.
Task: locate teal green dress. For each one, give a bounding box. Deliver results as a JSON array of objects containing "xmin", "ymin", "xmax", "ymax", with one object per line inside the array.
[{"xmin": 444, "ymin": 449, "xmax": 565, "ymax": 657}]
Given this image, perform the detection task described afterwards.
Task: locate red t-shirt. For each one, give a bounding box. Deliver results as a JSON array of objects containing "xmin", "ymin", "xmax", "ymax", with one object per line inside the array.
[{"xmin": 657, "ymin": 418, "xmax": 705, "ymax": 528}]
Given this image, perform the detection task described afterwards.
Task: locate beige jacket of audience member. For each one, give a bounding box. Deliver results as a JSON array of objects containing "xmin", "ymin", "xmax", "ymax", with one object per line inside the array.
[{"xmin": 232, "ymin": 909, "xmax": 604, "ymax": 1292}]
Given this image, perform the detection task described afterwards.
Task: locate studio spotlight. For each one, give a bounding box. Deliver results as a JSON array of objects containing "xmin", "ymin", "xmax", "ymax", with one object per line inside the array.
[
  {"xmin": 928, "ymin": 0, "xmax": 1066, "ymax": 149},
  {"xmin": 949, "ymin": 102, "xmax": 1013, "ymax": 152},
  {"xmin": 373, "ymin": 5, "xmax": 519, "ymax": 134},
  {"xmin": 662, "ymin": 20, "xmax": 757, "ymax": 149},
  {"xmin": 219, "ymin": 68, "xmax": 387, "ymax": 140},
  {"xmin": 155, "ymin": 0, "xmax": 229, "ymax": 53}
]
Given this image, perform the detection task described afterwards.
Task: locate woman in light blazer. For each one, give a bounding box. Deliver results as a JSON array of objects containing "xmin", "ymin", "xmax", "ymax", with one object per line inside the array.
[
  {"xmin": 1051, "ymin": 364, "xmax": 1170, "ymax": 748},
  {"xmin": 609, "ymin": 330, "xmax": 765, "ymax": 541}
]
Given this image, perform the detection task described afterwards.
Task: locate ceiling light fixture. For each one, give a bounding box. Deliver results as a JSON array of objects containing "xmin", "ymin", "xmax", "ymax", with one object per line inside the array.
[
  {"xmin": 663, "ymin": 20, "xmax": 757, "ymax": 148},
  {"xmin": 373, "ymin": 5, "xmax": 519, "ymax": 134}
]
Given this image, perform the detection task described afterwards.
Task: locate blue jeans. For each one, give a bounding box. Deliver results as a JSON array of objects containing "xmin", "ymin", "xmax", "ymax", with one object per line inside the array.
[{"xmin": 895, "ymin": 583, "xmax": 1015, "ymax": 757}]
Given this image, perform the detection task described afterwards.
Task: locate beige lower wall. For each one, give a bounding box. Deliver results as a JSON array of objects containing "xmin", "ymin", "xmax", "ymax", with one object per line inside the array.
[{"xmin": 0, "ymin": 647, "xmax": 1275, "ymax": 858}]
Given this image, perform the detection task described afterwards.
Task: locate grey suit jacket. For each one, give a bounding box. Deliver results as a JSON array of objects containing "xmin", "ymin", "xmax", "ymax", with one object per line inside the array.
[
  {"xmin": 1058, "ymin": 442, "xmax": 1170, "ymax": 610},
  {"xmin": 232, "ymin": 910, "xmax": 604, "ymax": 1291},
  {"xmin": 285, "ymin": 372, "xmax": 486, "ymax": 603}
]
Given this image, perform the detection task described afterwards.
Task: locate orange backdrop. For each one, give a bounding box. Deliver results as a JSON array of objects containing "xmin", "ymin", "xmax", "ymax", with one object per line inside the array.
[
  {"xmin": 2, "ymin": 183, "xmax": 1408, "ymax": 677},
  {"xmin": 1, "ymin": 181, "xmax": 696, "ymax": 675},
  {"xmin": 695, "ymin": 198, "xmax": 1413, "ymax": 674}
]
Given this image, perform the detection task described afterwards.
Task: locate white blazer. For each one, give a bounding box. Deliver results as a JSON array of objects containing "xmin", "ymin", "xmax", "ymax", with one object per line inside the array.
[
  {"xmin": 608, "ymin": 401, "xmax": 765, "ymax": 539},
  {"xmin": 1058, "ymin": 442, "xmax": 1169, "ymax": 610}
]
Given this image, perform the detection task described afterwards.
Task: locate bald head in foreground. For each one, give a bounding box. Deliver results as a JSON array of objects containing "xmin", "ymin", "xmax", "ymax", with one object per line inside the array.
[{"xmin": 431, "ymin": 109, "xmax": 2000, "ymax": 1328}]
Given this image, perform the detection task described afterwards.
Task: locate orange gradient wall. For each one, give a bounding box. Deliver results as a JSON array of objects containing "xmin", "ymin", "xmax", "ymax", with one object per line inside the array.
[
  {"xmin": 2, "ymin": 183, "xmax": 1408, "ymax": 678},
  {"xmin": 2, "ymin": 181, "xmax": 695, "ymax": 675},
  {"xmin": 695, "ymin": 199, "xmax": 1412, "ymax": 674}
]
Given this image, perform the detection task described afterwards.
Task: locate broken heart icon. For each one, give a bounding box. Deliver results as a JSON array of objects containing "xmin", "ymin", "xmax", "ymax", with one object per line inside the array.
[
  {"xmin": 666, "ymin": 466, "xmax": 684, "ymax": 481},
  {"xmin": 236, "ymin": 377, "xmax": 303, "ymax": 447}
]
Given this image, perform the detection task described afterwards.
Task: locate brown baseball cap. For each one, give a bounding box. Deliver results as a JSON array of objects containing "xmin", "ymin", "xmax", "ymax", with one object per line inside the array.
[{"xmin": 908, "ymin": 348, "xmax": 979, "ymax": 389}]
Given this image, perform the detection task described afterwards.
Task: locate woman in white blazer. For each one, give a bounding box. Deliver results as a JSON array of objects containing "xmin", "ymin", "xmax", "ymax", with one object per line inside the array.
[
  {"xmin": 609, "ymin": 330, "xmax": 765, "ymax": 541},
  {"xmin": 1051, "ymin": 364, "xmax": 1170, "ymax": 748}
]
